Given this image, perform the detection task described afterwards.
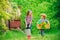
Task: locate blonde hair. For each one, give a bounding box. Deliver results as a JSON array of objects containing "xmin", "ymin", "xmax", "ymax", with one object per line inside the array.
[{"xmin": 40, "ymin": 13, "xmax": 47, "ymax": 19}]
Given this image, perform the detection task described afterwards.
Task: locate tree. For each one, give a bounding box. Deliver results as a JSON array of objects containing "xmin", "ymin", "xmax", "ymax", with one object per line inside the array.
[{"xmin": 0, "ymin": 0, "xmax": 12, "ymax": 31}]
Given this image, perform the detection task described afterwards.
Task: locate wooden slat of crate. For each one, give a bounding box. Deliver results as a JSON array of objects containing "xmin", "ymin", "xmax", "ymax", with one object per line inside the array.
[{"xmin": 9, "ymin": 20, "xmax": 20, "ymax": 29}]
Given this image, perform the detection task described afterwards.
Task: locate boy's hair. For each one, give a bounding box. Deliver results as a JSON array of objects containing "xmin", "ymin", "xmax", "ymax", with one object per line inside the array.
[
  {"xmin": 40, "ymin": 13, "xmax": 46, "ymax": 16},
  {"xmin": 40, "ymin": 13, "xmax": 47, "ymax": 19}
]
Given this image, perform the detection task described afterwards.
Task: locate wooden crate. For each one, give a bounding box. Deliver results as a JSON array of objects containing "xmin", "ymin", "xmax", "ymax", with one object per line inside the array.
[{"xmin": 9, "ymin": 20, "xmax": 21, "ymax": 29}]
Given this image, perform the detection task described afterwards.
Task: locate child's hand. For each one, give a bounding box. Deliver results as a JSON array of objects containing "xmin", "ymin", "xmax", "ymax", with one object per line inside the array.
[
  {"xmin": 42, "ymin": 22, "xmax": 46, "ymax": 25},
  {"xmin": 45, "ymin": 24, "xmax": 50, "ymax": 29},
  {"xmin": 37, "ymin": 24, "xmax": 42, "ymax": 29}
]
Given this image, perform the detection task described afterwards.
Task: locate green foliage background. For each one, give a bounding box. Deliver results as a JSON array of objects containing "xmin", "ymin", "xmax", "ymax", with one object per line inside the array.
[
  {"xmin": 0, "ymin": 0, "xmax": 12, "ymax": 31},
  {"xmin": 0, "ymin": 0, "xmax": 60, "ymax": 34},
  {"xmin": 10, "ymin": 0, "xmax": 60, "ymax": 34},
  {"xmin": 0, "ymin": 0, "xmax": 60, "ymax": 40}
]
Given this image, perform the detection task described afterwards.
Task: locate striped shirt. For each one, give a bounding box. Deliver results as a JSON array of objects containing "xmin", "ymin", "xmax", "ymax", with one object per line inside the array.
[{"xmin": 26, "ymin": 16, "xmax": 32, "ymax": 24}]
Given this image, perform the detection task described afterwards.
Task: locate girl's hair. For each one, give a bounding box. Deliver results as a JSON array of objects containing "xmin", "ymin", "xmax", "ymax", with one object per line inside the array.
[{"xmin": 27, "ymin": 10, "xmax": 32, "ymax": 16}]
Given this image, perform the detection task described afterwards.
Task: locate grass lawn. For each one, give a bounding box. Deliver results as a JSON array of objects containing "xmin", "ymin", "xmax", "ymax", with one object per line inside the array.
[{"xmin": 0, "ymin": 30, "xmax": 60, "ymax": 40}]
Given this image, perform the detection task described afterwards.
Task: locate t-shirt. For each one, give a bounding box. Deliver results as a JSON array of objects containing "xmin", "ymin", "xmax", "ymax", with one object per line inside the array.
[
  {"xmin": 38, "ymin": 19, "xmax": 48, "ymax": 24},
  {"xmin": 26, "ymin": 16, "xmax": 32, "ymax": 24},
  {"xmin": 37, "ymin": 18, "xmax": 49, "ymax": 29}
]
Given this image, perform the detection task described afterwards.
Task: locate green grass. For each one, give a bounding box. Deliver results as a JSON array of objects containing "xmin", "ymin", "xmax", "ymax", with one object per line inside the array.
[
  {"xmin": 0, "ymin": 30, "xmax": 27, "ymax": 40},
  {"xmin": 0, "ymin": 30, "xmax": 60, "ymax": 40}
]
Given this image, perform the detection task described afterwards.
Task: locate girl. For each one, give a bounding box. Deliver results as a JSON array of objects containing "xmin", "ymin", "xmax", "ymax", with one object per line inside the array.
[
  {"xmin": 25, "ymin": 10, "xmax": 32, "ymax": 40},
  {"xmin": 37, "ymin": 13, "xmax": 50, "ymax": 36}
]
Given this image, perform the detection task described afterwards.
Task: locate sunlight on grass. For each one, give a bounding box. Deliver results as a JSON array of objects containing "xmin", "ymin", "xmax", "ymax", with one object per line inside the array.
[{"xmin": 0, "ymin": 30, "xmax": 60, "ymax": 40}]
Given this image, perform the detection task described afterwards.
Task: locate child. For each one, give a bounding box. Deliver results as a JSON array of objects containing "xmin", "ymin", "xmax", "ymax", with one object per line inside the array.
[
  {"xmin": 37, "ymin": 13, "xmax": 50, "ymax": 36},
  {"xmin": 25, "ymin": 10, "xmax": 32, "ymax": 40}
]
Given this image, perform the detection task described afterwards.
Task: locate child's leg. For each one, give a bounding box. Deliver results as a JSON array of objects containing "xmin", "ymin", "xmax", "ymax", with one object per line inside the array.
[
  {"xmin": 27, "ymin": 35, "xmax": 31, "ymax": 40},
  {"xmin": 27, "ymin": 29, "xmax": 31, "ymax": 40},
  {"xmin": 40, "ymin": 29, "xmax": 44, "ymax": 36},
  {"xmin": 26, "ymin": 24, "xmax": 31, "ymax": 40},
  {"xmin": 26, "ymin": 24, "xmax": 29, "ymax": 29}
]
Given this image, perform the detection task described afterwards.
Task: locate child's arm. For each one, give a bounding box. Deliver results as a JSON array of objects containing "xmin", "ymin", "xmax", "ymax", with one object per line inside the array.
[
  {"xmin": 47, "ymin": 21, "xmax": 50, "ymax": 28},
  {"xmin": 37, "ymin": 24, "xmax": 42, "ymax": 27},
  {"xmin": 30, "ymin": 19, "xmax": 32, "ymax": 24},
  {"xmin": 45, "ymin": 21, "xmax": 50, "ymax": 29},
  {"xmin": 37, "ymin": 22, "xmax": 42, "ymax": 29},
  {"xmin": 30, "ymin": 16, "xmax": 33, "ymax": 24},
  {"xmin": 48, "ymin": 21, "xmax": 50, "ymax": 26}
]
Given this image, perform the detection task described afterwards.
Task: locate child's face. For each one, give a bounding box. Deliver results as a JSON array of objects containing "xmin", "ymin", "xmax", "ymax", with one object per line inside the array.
[
  {"xmin": 41, "ymin": 16, "xmax": 45, "ymax": 19},
  {"xmin": 29, "ymin": 12, "xmax": 32, "ymax": 16}
]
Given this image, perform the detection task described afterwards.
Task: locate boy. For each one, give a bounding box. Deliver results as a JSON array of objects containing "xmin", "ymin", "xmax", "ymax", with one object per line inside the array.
[{"xmin": 37, "ymin": 13, "xmax": 50, "ymax": 36}]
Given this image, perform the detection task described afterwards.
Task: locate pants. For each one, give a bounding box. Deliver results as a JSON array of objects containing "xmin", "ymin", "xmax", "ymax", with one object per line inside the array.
[
  {"xmin": 40, "ymin": 29, "xmax": 44, "ymax": 36},
  {"xmin": 26, "ymin": 24, "xmax": 31, "ymax": 29},
  {"xmin": 25, "ymin": 29, "xmax": 31, "ymax": 36},
  {"xmin": 25, "ymin": 24, "xmax": 31, "ymax": 36}
]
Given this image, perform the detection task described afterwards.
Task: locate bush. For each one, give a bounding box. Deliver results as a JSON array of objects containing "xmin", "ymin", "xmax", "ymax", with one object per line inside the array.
[{"xmin": 2, "ymin": 0, "xmax": 59, "ymax": 34}]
